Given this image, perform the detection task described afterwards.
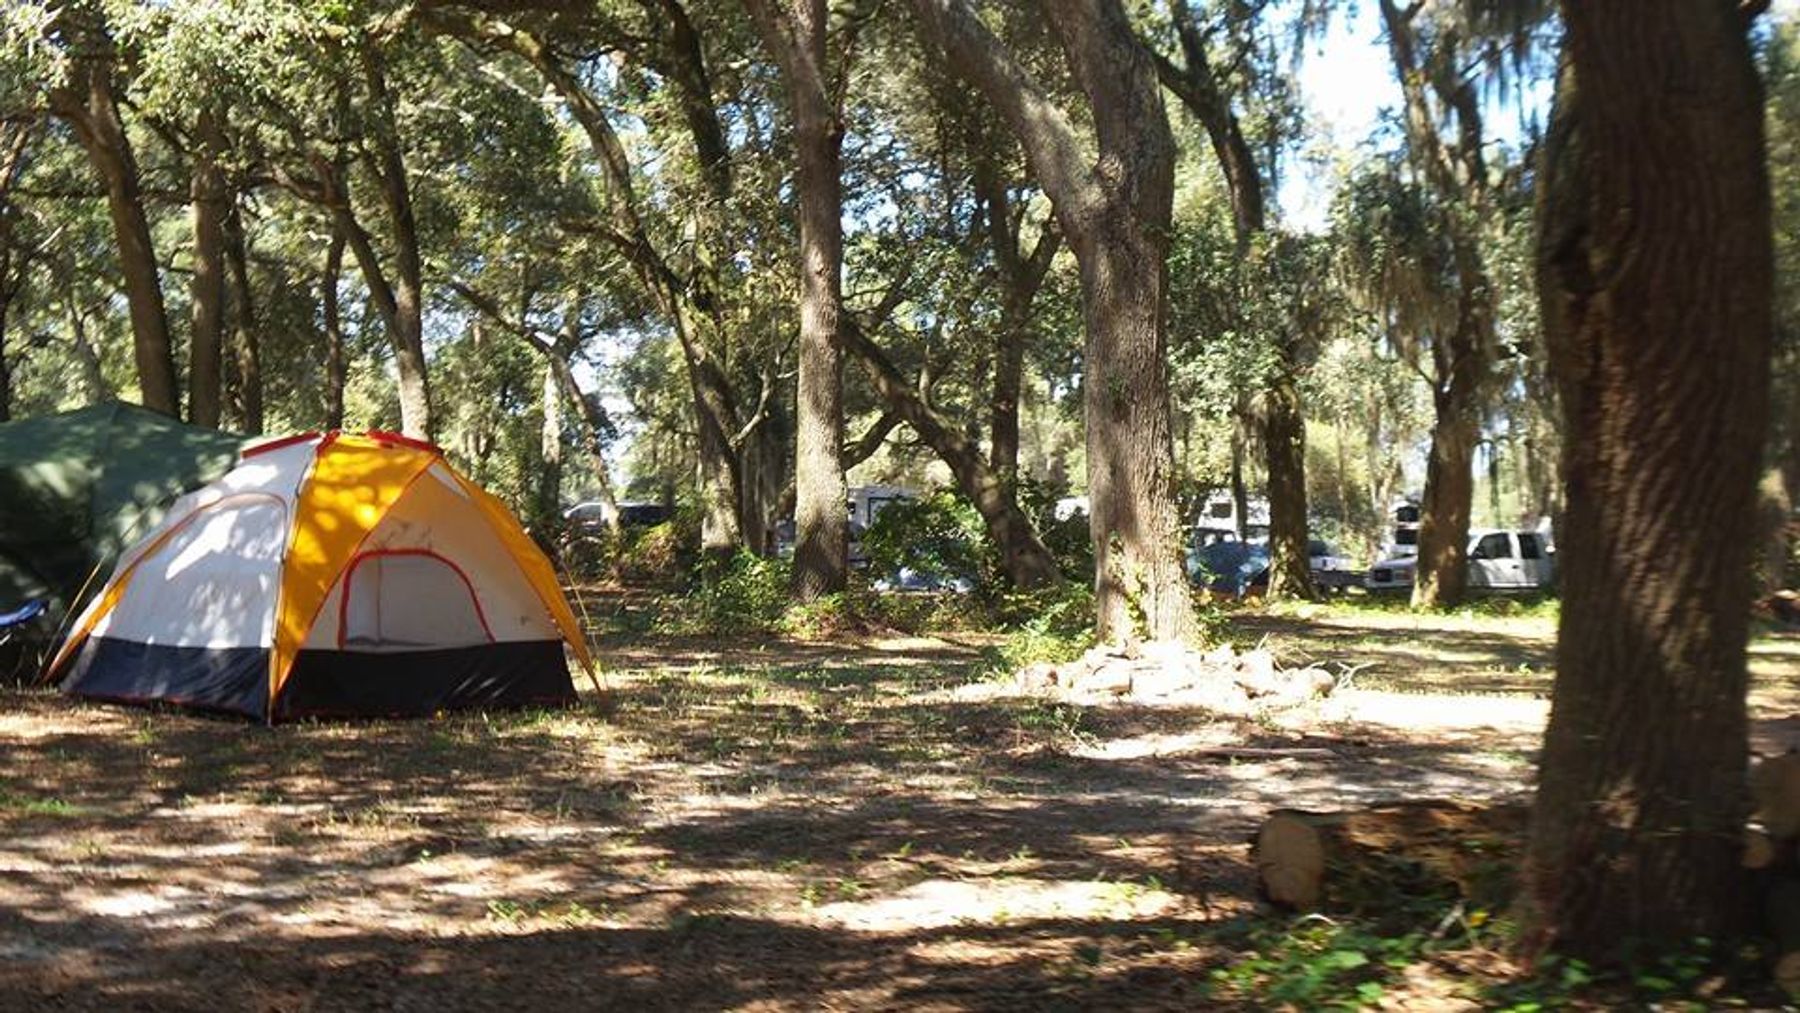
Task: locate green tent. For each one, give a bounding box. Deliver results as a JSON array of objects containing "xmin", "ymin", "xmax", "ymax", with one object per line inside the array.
[{"xmin": 0, "ymin": 402, "xmax": 243, "ymax": 616}]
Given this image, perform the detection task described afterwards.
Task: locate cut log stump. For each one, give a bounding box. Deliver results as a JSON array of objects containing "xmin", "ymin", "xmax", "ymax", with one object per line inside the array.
[
  {"xmin": 1770, "ymin": 878, "xmax": 1800, "ymax": 998},
  {"xmin": 1254, "ymin": 801, "xmax": 1529, "ymax": 914},
  {"xmin": 1753, "ymin": 752, "xmax": 1800, "ymax": 840}
]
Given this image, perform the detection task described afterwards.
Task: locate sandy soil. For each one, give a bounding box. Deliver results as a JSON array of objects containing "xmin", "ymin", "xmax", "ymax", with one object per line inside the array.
[{"xmin": 1, "ymin": 613, "xmax": 1795, "ymax": 1011}]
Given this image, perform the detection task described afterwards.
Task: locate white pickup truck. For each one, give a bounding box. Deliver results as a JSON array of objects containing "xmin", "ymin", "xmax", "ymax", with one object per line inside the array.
[{"xmin": 1365, "ymin": 528, "xmax": 1555, "ymax": 591}]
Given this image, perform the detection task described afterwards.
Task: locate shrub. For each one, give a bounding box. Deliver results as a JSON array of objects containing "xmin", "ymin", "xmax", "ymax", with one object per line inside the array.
[
  {"xmin": 615, "ymin": 517, "xmax": 699, "ymax": 585},
  {"xmin": 862, "ymin": 490, "xmax": 996, "ymax": 592},
  {"xmin": 989, "ymin": 582, "xmax": 1097, "ymax": 672},
  {"xmin": 680, "ymin": 552, "xmax": 791, "ymax": 634}
]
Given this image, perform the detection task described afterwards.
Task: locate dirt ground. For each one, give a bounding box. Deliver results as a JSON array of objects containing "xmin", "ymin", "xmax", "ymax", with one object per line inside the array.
[{"xmin": 3, "ymin": 608, "xmax": 1798, "ymax": 1011}]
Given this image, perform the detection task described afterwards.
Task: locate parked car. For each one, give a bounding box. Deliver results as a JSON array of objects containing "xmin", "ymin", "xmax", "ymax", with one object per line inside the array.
[
  {"xmin": 564, "ymin": 500, "xmax": 670, "ymax": 532},
  {"xmin": 1189, "ymin": 540, "xmax": 1269, "ymax": 597},
  {"xmin": 1365, "ymin": 528, "xmax": 1555, "ymax": 591},
  {"xmin": 873, "ymin": 566, "xmax": 975, "ymax": 594},
  {"xmin": 1189, "ymin": 537, "xmax": 1359, "ymax": 597}
]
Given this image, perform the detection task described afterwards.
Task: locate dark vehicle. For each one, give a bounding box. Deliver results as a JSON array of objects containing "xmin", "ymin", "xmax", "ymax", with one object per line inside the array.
[
  {"xmin": 564, "ymin": 501, "xmax": 671, "ymax": 532},
  {"xmin": 1190, "ymin": 538, "xmax": 1359, "ymax": 597},
  {"xmin": 1188, "ymin": 540, "xmax": 1270, "ymax": 597}
]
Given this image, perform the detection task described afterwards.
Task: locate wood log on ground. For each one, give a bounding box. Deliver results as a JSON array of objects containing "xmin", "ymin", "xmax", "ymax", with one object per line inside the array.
[
  {"xmin": 1747, "ymin": 827, "xmax": 1781, "ymax": 871},
  {"xmin": 1752, "ymin": 751, "xmax": 1800, "ymax": 839},
  {"xmin": 1253, "ymin": 801, "xmax": 1529, "ymax": 913},
  {"xmin": 1768, "ymin": 877, "xmax": 1800, "ymax": 997}
]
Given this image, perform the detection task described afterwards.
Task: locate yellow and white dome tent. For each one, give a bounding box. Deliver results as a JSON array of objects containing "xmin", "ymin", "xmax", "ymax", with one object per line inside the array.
[{"xmin": 48, "ymin": 431, "xmax": 593, "ymax": 723}]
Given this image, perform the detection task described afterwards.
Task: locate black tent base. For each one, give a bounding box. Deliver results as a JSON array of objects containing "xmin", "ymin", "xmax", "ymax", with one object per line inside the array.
[{"xmin": 62, "ymin": 637, "xmax": 577, "ymax": 723}]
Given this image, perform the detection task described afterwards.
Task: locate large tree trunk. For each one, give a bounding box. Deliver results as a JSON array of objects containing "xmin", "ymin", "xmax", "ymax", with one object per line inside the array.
[
  {"xmin": 322, "ymin": 229, "xmax": 347, "ymax": 430},
  {"xmin": 1411, "ymin": 396, "xmax": 1476, "ymax": 607},
  {"xmin": 1074, "ymin": 218, "xmax": 1194, "ymax": 641},
  {"xmin": 223, "ymin": 204, "xmax": 262, "ymax": 434},
  {"xmin": 1263, "ymin": 371, "xmax": 1315, "ymax": 599},
  {"xmin": 910, "ymin": 0, "xmax": 1195, "ymax": 643},
  {"xmin": 186, "ymin": 118, "xmax": 227, "ymax": 429},
  {"xmin": 789, "ymin": 97, "xmax": 849, "ymax": 599},
  {"xmin": 360, "ymin": 49, "xmax": 433, "ymax": 440},
  {"xmin": 51, "ymin": 49, "xmax": 178, "ymax": 416},
  {"xmin": 1523, "ymin": 1, "xmax": 1772, "ymax": 958},
  {"xmin": 751, "ymin": 0, "xmax": 849, "ymax": 599}
]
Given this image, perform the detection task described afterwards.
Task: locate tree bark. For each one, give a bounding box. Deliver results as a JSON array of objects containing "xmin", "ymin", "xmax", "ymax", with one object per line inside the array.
[
  {"xmin": 749, "ymin": 0, "xmax": 849, "ymax": 599},
  {"xmin": 1411, "ymin": 389, "xmax": 1476, "ymax": 607},
  {"xmin": 186, "ymin": 114, "xmax": 227, "ymax": 429},
  {"xmin": 1523, "ymin": 1, "xmax": 1772, "ymax": 958},
  {"xmin": 223, "ymin": 204, "xmax": 262, "ymax": 434},
  {"xmin": 360, "ymin": 47, "xmax": 432, "ymax": 440},
  {"xmin": 1263, "ymin": 372, "xmax": 1315, "ymax": 599},
  {"xmin": 322, "ymin": 228, "xmax": 347, "ymax": 430},
  {"xmin": 48, "ymin": 33, "xmax": 179, "ymax": 416},
  {"xmin": 1378, "ymin": 0, "xmax": 1498, "ymax": 609},
  {"xmin": 909, "ymin": 0, "xmax": 1196, "ymax": 643}
]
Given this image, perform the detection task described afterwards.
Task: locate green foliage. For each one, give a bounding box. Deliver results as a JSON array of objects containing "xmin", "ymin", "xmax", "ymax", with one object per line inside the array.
[
  {"xmin": 988, "ymin": 583, "xmax": 1097, "ymax": 672},
  {"xmin": 616, "ymin": 521, "xmax": 697, "ymax": 586},
  {"xmin": 862, "ymin": 490, "xmax": 994, "ymax": 592},
  {"xmin": 1204, "ymin": 916, "xmax": 1432, "ymax": 1010},
  {"xmin": 1482, "ymin": 936, "xmax": 1776, "ymax": 1011},
  {"xmin": 0, "ymin": 790, "xmax": 74, "ymax": 816},
  {"xmin": 679, "ymin": 552, "xmax": 792, "ymax": 635},
  {"xmin": 1204, "ymin": 906, "xmax": 1771, "ymax": 1012}
]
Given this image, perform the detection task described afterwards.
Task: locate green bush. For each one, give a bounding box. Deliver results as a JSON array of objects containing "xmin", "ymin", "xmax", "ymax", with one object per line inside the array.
[
  {"xmin": 679, "ymin": 552, "xmax": 791, "ymax": 634},
  {"xmin": 862, "ymin": 490, "xmax": 996, "ymax": 591},
  {"xmin": 615, "ymin": 517, "xmax": 699, "ymax": 585},
  {"xmin": 989, "ymin": 582, "xmax": 1097, "ymax": 672}
]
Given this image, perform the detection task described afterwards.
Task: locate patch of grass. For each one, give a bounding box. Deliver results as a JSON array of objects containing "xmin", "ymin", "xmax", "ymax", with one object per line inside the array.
[
  {"xmin": 1206, "ymin": 906, "xmax": 1780, "ymax": 1012},
  {"xmin": 486, "ymin": 897, "xmax": 611, "ymax": 927},
  {"xmin": 1276, "ymin": 592, "xmax": 1560, "ymax": 623},
  {"xmin": 1204, "ymin": 916, "xmax": 1425, "ymax": 1009},
  {"xmin": 1010, "ymin": 699, "xmax": 1093, "ymax": 747},
  {"xmin": 0, "ymin": 790, "xmax": 75, "ymax": 816}
]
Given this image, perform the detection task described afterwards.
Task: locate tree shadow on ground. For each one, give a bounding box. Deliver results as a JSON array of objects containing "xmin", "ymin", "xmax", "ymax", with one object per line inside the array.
[
  {"xmin": 13, "ymin": 616, "xmax": 1793, "ymax": 1008},
  {"xmin": 0, "ymin": 617, "xmax": 1545, "ymax": 1012}
]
